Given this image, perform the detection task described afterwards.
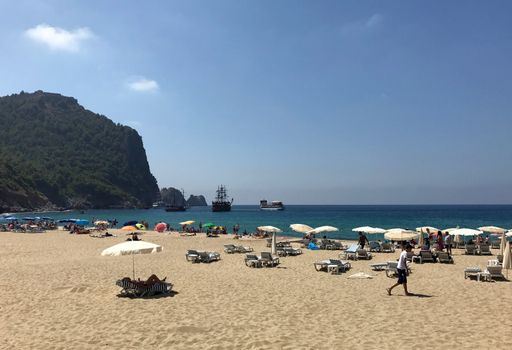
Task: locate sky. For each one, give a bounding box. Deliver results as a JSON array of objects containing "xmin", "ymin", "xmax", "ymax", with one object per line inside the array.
[{"xmin": 1, "ymin": 0, "xmax": 511, "ymax": 204}]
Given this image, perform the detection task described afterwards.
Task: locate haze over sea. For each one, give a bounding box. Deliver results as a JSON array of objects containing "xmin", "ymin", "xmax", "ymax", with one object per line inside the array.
[{"xmin": 13, "ymin": 205, "xmax": 512, "ymax": 240}]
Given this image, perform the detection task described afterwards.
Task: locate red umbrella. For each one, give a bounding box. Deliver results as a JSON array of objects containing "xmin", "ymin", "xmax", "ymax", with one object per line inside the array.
[{"xmin": 155, "ymin": 222, "xmax": 167, "ymax": 233}]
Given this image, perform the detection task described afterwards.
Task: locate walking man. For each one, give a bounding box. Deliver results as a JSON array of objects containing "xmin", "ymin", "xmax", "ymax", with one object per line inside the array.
[{"xmin": 387, "ymin": 244, "xmax": 412, "ymax": 296}]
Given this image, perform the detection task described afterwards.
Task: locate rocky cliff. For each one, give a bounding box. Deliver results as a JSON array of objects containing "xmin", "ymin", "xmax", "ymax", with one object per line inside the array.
[
  {"xmin": 0, "ymin": 91, "xmax": 159, "ymax": 212},
  {"xmin": 186, "ymin": 195, "xmax": 207, "ymax": 206}
]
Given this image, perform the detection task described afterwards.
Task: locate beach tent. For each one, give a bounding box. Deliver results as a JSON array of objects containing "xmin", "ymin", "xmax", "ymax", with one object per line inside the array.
[
  {"xmin": 384, "ymin": 229, "xmax": 419, "ymax": 241},
  {"xmin": 155, "ymin": 223, "xmax": 167, "ymax": 232},
  {"xmin": 257, "ymin": 226, "xmax": 282, "ymax": 255},
  {"xmin": 290, "ymin": 224, "xmax": 314, "ymax": 234},
  {"xmin": 101, "ymin": 241, "xmax": 162, "ymax": 279}
]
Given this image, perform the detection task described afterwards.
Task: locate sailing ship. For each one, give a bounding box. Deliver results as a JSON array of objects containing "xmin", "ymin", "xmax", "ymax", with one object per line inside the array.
[
  {"xmin": 259, "ymin": 200, "xmax": 285, "ymax": 211},
  {"xmin": 165, "ymin": 188, "xmax": 188, "ymax": 212},
  {"xmin": 212, "ymin": 185, "xmax": 233, "ymax": 212}
]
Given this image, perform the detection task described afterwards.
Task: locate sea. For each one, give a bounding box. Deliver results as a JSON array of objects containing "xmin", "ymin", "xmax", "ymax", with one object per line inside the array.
[{"xmin": 6, "ymin": 205, "xmax": 512, "ymax": 241}]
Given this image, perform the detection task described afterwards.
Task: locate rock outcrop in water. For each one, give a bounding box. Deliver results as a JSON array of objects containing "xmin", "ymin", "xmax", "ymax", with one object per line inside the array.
[
  {"xmin": 0, "ymin": 90, "xmax": 159, "ymax": 212},
  {"xmin": 186, "ymin": 195, "xmax": 207, "ymax": 207},
  {"xmin": 160, "ymin": 187, "xmax": 186, "ymax": 206}
]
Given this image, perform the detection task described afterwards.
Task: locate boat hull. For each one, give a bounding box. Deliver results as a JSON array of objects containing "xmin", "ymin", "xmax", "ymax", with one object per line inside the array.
[{"xmin": 212, "ymin": 202, "xmax": 231, "ymax": 212}]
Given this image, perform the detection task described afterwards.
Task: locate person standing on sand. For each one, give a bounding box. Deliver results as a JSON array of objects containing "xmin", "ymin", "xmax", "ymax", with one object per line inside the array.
[
  {"xmin": 358, "ymin": 232, "xmax": 369, "ymax": 249},
  {"xmin": 387, "ymin": 244, "xmax": 412, "ymax": 296}
]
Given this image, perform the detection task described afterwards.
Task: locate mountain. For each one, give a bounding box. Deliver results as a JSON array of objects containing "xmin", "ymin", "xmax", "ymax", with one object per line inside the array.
[
  {"xmin": 187, "ymin": 195, "xmax": 207, "ymax": 206},
  {"xmin": 0, "ymin": 90, "xmax": 159, "ymax": 212},
  {"xmin": 160, "ymin": 187, "xmax": 186, "ymax": 206}
]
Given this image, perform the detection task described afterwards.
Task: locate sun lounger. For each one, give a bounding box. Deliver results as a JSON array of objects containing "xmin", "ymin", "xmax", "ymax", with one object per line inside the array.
[
  {"xmin": 116, "ymin": 277, "xmax": 173, "ymax": 297},
  {"xmin": 245, "ymin": 254, "xmax": 263, "ymax": 268},
  {"xmin": 381, "ymin": 242, "xmax": 395, "ymax": 253},
  {"xmin": 340, "ymin": 244, "xmax": 359, "ymax": 260},
  {"xmin": 465, "ymin": 245, "xmax": 477, "ymax": 255},
  {"xmin": 186, "ymin": 250, "xmax": 220, "ymax": 263},
  {"xmin": 485, "ymin": 265, "xmax": 505, "ymax": 280},
  {"xmin": 281, "ymin": 246, "xmax": 302, "ymax": 256},
  {"xmin": 314, "ymin": 259, "xmax": 351, "ymax": 274},
  {"xmin": 236, "ymin": 245, "xmax": 254, "ymax": 253},
  {"xmin": 491, "ymin": 241, "xmax": 501, "ymax": 249},
  {"xmin": 477, "ymin": 244, "xmax": 492, "ymax": 255},
  {"xmin": 419, "ymin": 250, "xmax": 436, "ymax": 263},
  {"xmin": 437, "ymin": 251, "xmax": 454, "ymax": 264},
  {"xmin": 464, "ymin": 266, "xmax": 482, "ymax": 279},
  {"xmin": 369, "ymin": 241, "xmax": 382, "ymax": 252},
  {"xmin": 356, "ymin": 249, "xmax": 372, "ymax": 260},
  {"xmin": 224, "ymin": 244, "xmax": 237, "ymax": 253},
  {"xmin": 369, "ymin": 262, "xmax": 388, "ymax": 271},
  {"xmin": 260, "ymin": 252, "xmax": 280, "ymax": 267},
  {"xmin": 385, "ymin": 261, "xmax": 411, "ymax": 277}
]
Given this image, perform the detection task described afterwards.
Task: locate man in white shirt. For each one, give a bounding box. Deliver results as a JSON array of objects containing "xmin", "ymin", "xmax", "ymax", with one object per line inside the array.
[{"xmin": 387, "ymin": 244, "xmax": 412, "ymax": 296}]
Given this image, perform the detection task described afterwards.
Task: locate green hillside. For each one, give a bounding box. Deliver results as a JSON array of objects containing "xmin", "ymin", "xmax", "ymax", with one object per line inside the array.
[{"xmin": 0, "ymin": 91, "xmax": 159, "ymax": 211}]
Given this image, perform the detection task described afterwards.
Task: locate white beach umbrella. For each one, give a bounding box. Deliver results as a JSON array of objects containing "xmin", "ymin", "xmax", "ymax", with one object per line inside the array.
[
  {"xmin": 101, "ymin": 241, "xmax": 162, "ymax": 279},
  {"xmin": 352, "ymin": 226, "xmax": 386, "ymax": 234},
  {"xmin": 307, "ymin": 226, "xmax": 339, "ymax": 235},
  {"xmin": 507, "ymin": 231, "xmax": 512, "ymax": 237},
  {"xmin": 502, "ymin": 241, "xmax": 511, "ymax": 279},
  {"xmin": 478, "ymin": 226, "xmax": 506, "ymax": 234},
  {"xmin": 416, "ymin": 226, "xmax": 439, "ymax": 234},
  {"xmin": 448, "ymin": 228, "xmax": 483, "ymax": 236},
  {"xmin": 290, "ymin": 224, "xmax": 313, "ymax": 234},
  {"xmin": 257, "ymin": 226, "xmax": 282, "ymax": 255},
  {"xmin": 384, "ymin": 229, "xmax": 419, "ymax": 241},
  {"xmin": 500, "ymin": 231, "xmax": 508, "ymax": 256}
]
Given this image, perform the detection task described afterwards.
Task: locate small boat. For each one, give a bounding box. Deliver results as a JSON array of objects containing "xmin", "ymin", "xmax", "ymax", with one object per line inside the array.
[
  {"xmin": 260, "ymin": 200, "xmax": 284, "ymax": 211},
  {"xmin": 165, "ymin": 205, "xmax": 186, "ymax": 212},
  {"xmin": 212, "ymin": 185, "xmax": 233, "ymax": 212}
]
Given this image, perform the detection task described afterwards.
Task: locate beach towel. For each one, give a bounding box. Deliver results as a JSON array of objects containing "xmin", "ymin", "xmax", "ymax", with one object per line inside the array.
[{"xmin": 308, "ymin": 242, "xmax": 319, "ymax": 250}]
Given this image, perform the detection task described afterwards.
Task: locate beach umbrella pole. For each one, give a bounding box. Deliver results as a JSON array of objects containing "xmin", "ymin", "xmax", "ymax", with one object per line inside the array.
[{"xmin": 132, "ymin": 254, "xmax": 135, "ymax": 280}]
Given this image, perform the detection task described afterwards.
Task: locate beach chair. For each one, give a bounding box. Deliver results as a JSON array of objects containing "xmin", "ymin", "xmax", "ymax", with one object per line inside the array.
[
  {"xmin": 281, "ymin": 246, "xmax": 303, "ymax": 256},
  {"xmin": 369, "ymin": 262, "xmax": 388, "ymax": 271},
  {"xmin": 186, "ymin": 250, "xmax": 201, "ymax": 263},
  {"xmin": 235, "ymin": 245, "xmax": 254, "ymax": 253},
  {"xmin": 465, "ymin": 245, "xmax": 476, "ymax": 255},
  {"xmin": 356, "ymin": 249, "xmax": 372, "ymax": 260},
  {"xmin": 116, "ymin": 277, "xmax": 173, "ymax": 298},
  {"xmin": 223, "ymin": 245, "xmax": 238, "ymax": 254},
  {"xmin": 245, "ymin": 254, "xmax": 262, "ymax": 268},
  {"xmin": 477, "ymin": 244, "xmax": 492, "ymax": 256},
  {"xmin": 381, "ymin": 242, "xmax": 395, "ymax": 253},
  {"xmin": 419, "ymin": 250, "xmax": 436, "ymax": 263},
  {"xmin": 314, "ymin": 259, "xmax": 351, "ymax": 274},
  {"xmin": 369, "ymin": 241, "xmax": 382, "ymax": 252},
  {"xmin": 437, "ymin": 251, "xmax": 454, "ymax": 264},
  {"xmin": 491, "ymin": 241, "xmax": 501, "ymax": 249},
  {"xmin": 260, "ymin": 252, "xmax": 280, "ymax": 267},
  {"xmin": 485, "ymin": 265, "xmax": 506, "ymax": 281},
  {"xmin": 340, "ymin": 244, "xmax": 359, "ymax": 260},
  {"xmin": 385, "ymin": 261, "xmax": 411, "ymax": 277}
]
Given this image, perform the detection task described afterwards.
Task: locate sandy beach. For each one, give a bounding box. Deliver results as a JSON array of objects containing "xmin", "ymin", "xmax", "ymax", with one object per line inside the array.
[{"xmin": 1, "ymin": 229, "xmax": 511, "ymax": 350}]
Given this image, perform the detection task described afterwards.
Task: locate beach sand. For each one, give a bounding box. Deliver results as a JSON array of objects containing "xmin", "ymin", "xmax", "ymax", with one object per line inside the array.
[{"xmin": 1, "ymin": 229, "xmax": 511, "ymax": 349}]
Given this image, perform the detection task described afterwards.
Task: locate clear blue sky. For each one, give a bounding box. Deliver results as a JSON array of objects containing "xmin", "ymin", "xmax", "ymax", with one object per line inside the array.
[{"xmin": 1, "ymin": 1, "xmax": 511, "ymax": 204}]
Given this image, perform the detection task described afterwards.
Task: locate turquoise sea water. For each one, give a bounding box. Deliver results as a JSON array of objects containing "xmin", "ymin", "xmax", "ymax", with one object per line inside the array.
[{"xmin": 9, "ymin": 205, "xmax": 512, "ymax": 240}]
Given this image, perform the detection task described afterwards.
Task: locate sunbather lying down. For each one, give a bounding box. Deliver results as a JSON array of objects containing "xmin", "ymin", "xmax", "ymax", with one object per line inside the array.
[{"xmin": 121, "ymin": 274, "xmax": 166, "ymax": 286}]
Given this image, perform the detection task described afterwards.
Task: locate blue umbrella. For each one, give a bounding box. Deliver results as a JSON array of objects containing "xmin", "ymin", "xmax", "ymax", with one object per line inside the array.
[
  {"xmin": 75, "ymin": 219, "xmax": 89, "ymax": 226},
  {"xmin": 59, "ymin": 219, "xmax": 77, "ymax": 223}
]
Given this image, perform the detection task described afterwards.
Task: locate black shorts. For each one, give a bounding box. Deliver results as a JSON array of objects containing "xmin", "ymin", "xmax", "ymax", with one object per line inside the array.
[{"xmin": 397, "ymin": 268, "xmax": 407, "ymax": 284}]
